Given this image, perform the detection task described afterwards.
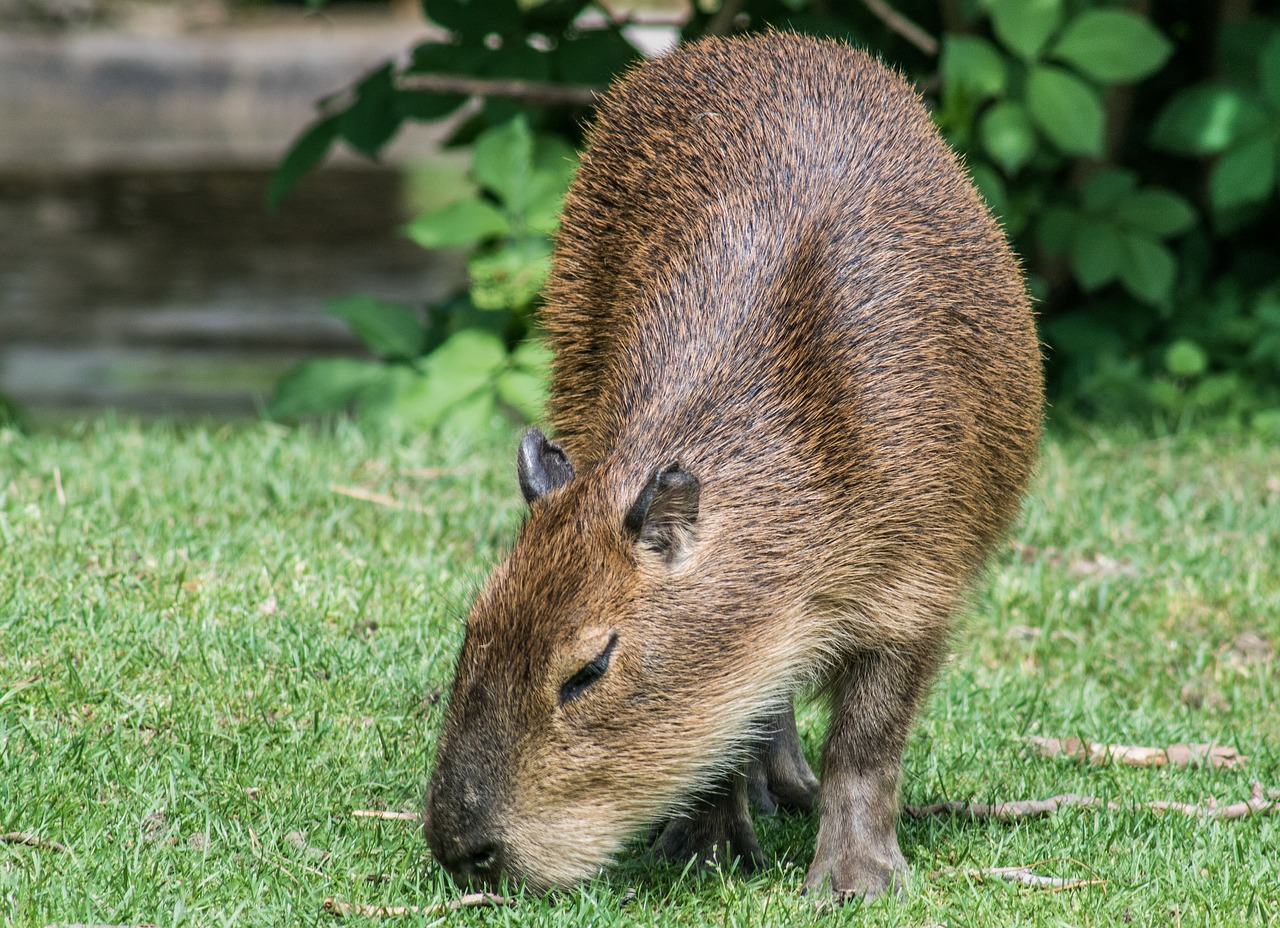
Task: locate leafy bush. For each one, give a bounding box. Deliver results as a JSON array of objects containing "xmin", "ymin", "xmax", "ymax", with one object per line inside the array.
[
  {"xmin": 271, "ymin": 0, "xmax": 1280, "ymax": 432},
  {"xmin": 269, "ymin": 117, "xmax": 560, "ymax": 431}
]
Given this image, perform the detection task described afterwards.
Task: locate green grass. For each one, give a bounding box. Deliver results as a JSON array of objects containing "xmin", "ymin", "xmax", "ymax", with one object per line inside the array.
[{"xmin": 2, "ymin": 417, "xmax": 1277, "ymax": 927}]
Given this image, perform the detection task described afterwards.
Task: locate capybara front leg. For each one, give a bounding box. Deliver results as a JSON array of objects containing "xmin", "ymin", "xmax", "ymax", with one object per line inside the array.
[
  {"xmin": 804, "ymin": 644, "xmax": 941, "ymax": 900},
  {"xmin": 747, "ymin": 699, "xmax": 819, "ymax": 815},
  {"xmin": 653, "ymin": 769, "xmax": 764, "ymax": 874}
]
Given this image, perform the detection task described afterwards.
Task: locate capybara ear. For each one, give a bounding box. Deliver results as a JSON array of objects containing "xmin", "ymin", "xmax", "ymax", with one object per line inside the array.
[
  {"xmin": 518, "ymin": 428, "xmax": 576, "ymax": 504},
  {"xmin": 623, "ymin": 463, "xmax": 700, "ymax": 559}
]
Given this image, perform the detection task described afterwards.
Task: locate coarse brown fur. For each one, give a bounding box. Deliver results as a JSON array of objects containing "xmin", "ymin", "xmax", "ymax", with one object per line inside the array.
[{"xmin": 423, "ymin": 31, "xmax": 1043, "ymax": 900}]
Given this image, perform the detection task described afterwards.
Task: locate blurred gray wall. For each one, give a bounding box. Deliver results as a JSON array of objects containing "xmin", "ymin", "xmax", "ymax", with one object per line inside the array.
[{"xmin": 0, "ymin": 4, "xmax": 464, "ymax": 416}]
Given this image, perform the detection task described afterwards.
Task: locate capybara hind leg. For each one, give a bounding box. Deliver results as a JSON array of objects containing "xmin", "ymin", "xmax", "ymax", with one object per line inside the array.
[
  {"xmin": 747, "ymin": 700, "xmax": 819, "ymax": 815},
  {"xmin": 804, "ymin": 645, "xmax": 941, "ymax": 900},
  {"xmin": 653, "ymin": 771, "xmax": 764, "ymax": 874}
]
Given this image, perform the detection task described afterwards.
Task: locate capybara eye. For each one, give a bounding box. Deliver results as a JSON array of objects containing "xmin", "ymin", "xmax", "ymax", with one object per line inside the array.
[{"xmin": 560, "ymin": 634, "xmax": 618, "ymax": 705}]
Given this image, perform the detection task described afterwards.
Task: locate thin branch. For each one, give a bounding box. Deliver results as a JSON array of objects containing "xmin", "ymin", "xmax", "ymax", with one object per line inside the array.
[
  {"xmin": 396, "ymin": 74, "xmax": 601, "ymax": 107},
  {"xmin": 861, "ymin": 0, "xmax": 939, "ymax": 56},
  {"xmin": 1026, "ymin": 736, "xmax": 1248, "ymax": 769},
  {"xmin": 1, "ymin": 831, "xmax": 68, "ymax": 853},
  {"xmin": 705, "ymin": 0, "xmax": 748, "ymax": 36},
  {"xmin": 907, "ymin": 793, "xmax": 1104, "ymax": 821},
  {"xmin": 907, "ymin": 783, "xmax": 1278, "ymax": 823}
]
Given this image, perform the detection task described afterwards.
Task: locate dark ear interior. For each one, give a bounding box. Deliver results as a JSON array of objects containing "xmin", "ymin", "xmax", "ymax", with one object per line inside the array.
[
  {"xmin": 518, "ymin": 428, "xmax": 575, "ymax": 504},
  {"xmin": 624, "ymin": 463, "xmax": 700, "ymax": 558}
]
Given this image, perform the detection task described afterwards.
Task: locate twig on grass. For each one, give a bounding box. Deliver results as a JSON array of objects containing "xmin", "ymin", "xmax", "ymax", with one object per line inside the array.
[
  {"xmin": 907, "ymin": 794, "xmax": 1103, "ymax": 821},
  {"xmin": 322, "ymin": 892, "xmax": 513, "ymax": 918},
  {"xmin": 53, "ymin": 466, "xmax": 66, "ymax": 506},
  {"xmin": 330, "ymin": 484, "xmax": 429, "ymax": 514},
  {"xmin": 860, "ymin": 0, "xmax": 939, "ymax": 56},
  {"xmin": 955, "ymin": 862, "xmax": 1107, "ymax": 891},
  {"xmin": 396, "ymin": 73, "xmax": 600, "ymax": 107},
  {"xmin": 1, "ymin": 831, "xmax": 68, "ymax": 853},
  {"xmin": 1026, "ymin": 736, "xmax": 1248, "ymax": 769},
  {"xmin": 351, "ymin": 809, "xmax": 422, "ymax": 822},
  {"xmin": 907, "ymin": 782, "xmax": 1278, "ymax": 823},
  {"xmin": 1150, "ymin": 780, "xmax": 1276, "ymax": 820}
]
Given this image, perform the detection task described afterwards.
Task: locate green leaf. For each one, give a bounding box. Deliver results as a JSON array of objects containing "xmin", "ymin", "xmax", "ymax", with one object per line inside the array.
[
  {"xmin": 469, "ymin": 238, "xmax": 553, "ymax": 310},
  {"xmin": 1115, "ymin": 189, "xmax": 1197, "ymax": 238},
  {"xmin": 340, "ymin": 64, "xmax": 402, "ymax": 158},
  {"xmin": 1165, "ymin": 339, "xmax": 1208, "ymax": 378},
  {"xmin": 522, "ymin": 0, "xmax": 591, "ymax": 32},
  {"xmin": 1151, "ymin": 85, "xmax": 1269, "ymax": 155},
  {"xmin": 386, "ymin": 328, "xmax": 508, "ymax": 429},
  {"xmin": 442, "ymin": 391, "xmax": 501, "ymax": 433},
  {"xmin": 496, "ymin": 368, "xmax": 547, "ymax": 422},
  {"xmin": 967, "ymin": 161, "xmax": 1009, "ymax": 219},
  {"xmin": 267, "ymin": 114, "xmax": 340, "ymax": 210},
  {"xmin": 432, "ymin": 328, "xmax": 508, "ymax": 378},
  {"xmin": 1069, "ymin": 219, "xmax": 1123, "ymax": 290},
  {"xmin": 326, "ymin": 297, "xmax": 425, "ymax": 361},
  {"xmin": 404, "ymin": 198, "xmax": 511, "ymax": 249},
  {"xmin": 422, "ymin": 0, "xmax": 521, "ymax": 40},
  {"xmin": 473, "ymin": 116, "xmax": 535, "ymax": 211},
  {"xmin": 268, "ymin": 358, "xmax": 389, "ymax": 418},
  {"xmin": 1036, "ymin": 204, "xmax": 1077, "ymax": 253},
  {"xmin": 980, "ymin": 101, "xmax": 1037, "ymax": 173},
  {"xmin": 1209, "ymin": 135, "xmax": 1277, "ymax": 213},
  {"xmin": 1118, "ymin": 234, "xmax": 1176, "ymax": 305},
  {"xmin": 517, "ymin": 136, "xmax": 578, "ymax": 233},
  {"xmin": 1261, "ymin": 33, "xmax": 1280, "ymax": 110},
  {"xmin": 553, "ymin": 28, "xmax": 641, "ymax": 86},
  {"xmin": 1026, "ymin": 64, "xmax": 1105, "ymax": 156},
  {"xmin": 426, "ymin": 328, "xmax": 508, "ymax": 404},
  {"xmin": 512, "ymin": 338, "xmax": 553, "ymax": 375},
  {"xmin": 1050, "ymin": 9, "xmax": 1172, "ymax": 83},
  {"xmin": 1188, "ymin": 372, "xmax": 1242, "ymax": 409},
  {"xmin": 1081, "ymin": 169, "xmax": 1137, "ymax": 212},
  {"xmin": 989, "ymin": 0, "xmax": 1063, "ymax": 61},
  {"xmin": 396, "ymin": 89, "xmax": 469, "ymax": 122},
  {"xmin": 940, "ymin": 35, "xmax": 1008, "ymax": 102}
]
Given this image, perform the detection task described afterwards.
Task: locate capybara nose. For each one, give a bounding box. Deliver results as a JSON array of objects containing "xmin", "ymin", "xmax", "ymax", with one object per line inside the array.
[{"xmin": 432, "ymin": 836, "xmax": 505, "ymax": 885}]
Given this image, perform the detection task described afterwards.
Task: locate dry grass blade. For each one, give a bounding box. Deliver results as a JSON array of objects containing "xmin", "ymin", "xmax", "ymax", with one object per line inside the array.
[
  {"xmin": 1, "ymin": 831, "xmax": 68, "ymax": 853},
  {"xmin": 330, "ymin": 485, "xmax": 428, "ymax": 514},
  {"xmin": 350, "ymin": 809, "xmax": 422, "ymax": 822},
  {"xmin": 323, "ymin": 893, "xmax": 514, "ymax": 918},
  {"xmin": 1026, "ymin": 736, "xmax": 1248, "ymax": 769},
  {"xmin": 963, "ymin": 865, "xmax": 1107, "ymax": 891}
]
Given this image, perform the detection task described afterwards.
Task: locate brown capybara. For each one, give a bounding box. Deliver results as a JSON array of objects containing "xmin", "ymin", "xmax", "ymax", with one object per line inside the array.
[{"xmin": 423, "ymin": 30, "xmax": 1043, "ymax": 900}]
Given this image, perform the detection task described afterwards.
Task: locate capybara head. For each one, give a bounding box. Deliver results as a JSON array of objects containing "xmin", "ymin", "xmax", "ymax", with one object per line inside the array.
[{"xmin": 424, "ymin": 429, "xmax": 761, "ymax": 889}]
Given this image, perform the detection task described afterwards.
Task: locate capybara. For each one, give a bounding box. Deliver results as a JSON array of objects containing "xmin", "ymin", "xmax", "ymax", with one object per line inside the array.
[{"xmin": 424, "ymin": 30, "xmax": 1043, "ymax": 900}]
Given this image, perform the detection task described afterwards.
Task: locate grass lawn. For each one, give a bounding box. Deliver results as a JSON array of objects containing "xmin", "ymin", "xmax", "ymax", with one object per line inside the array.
[{"xmin": 2, "ymin": 417, "xmax": 1277, "ymax": 926}]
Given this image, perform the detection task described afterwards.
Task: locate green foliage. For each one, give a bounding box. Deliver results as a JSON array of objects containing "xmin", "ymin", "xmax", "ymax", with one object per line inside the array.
[
  {"xmin": 269, "ymin": 118, "xmax": 563, "ymax": 431},
  {"xmin": 939, "ymin": 2, "xmax": 1278, "ymax": 426},
  {"xmin": 274, "ymin": 0, "xmax": 1280, "ymax": 431}
]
